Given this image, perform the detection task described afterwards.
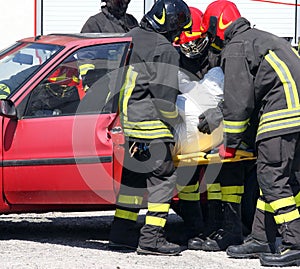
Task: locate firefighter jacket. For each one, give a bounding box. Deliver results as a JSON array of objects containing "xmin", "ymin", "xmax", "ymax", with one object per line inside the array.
[
  {"xmin": 119, "ymin": 23, "xmax": 180, "ymax": 142},
  {"xmin": 81, "ymin": 7, "xmax": 139, "ymax": 33},
  {"xmin": 221, "ymin": 17, "xmax": 300, "ymax": 148}
]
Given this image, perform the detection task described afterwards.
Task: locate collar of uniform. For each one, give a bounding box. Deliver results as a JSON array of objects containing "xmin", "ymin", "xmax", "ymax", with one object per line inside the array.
[{"xmin": 224, "ymin": 17, "xmax": 251, "ymax": 43}]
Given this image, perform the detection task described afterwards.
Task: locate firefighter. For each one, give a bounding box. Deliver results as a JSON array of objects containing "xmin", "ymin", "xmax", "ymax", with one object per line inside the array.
[
  {"xmin": 81, "ymin": 0, "xmax": 138, "ymax": 33},
  {"xmin": 172, "ymin": 6, "xmax": 207, "ymax": 249},
  {"xmin": 176, "ymin": 6, "xmax": 252, "ymax": 252},
  {"xmin": 28, "ymin": 63, "xmax": 81, "ymax": 116},
  {"xmin": 198, "ymin": 0, "xmax": 300, "ymax": 267},
  {"xmin": 108, "ymin": 0, "xmax": 192, "ymax": 256},
  {"xmin": 80, "ymin": 0, "xmax": 139, "ymax": 92}
]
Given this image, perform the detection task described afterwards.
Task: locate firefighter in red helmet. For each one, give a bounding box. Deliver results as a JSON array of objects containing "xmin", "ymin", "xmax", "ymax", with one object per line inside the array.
[
  {"xmin": 176, "ymin": 3, "xmax": 254, "ymax": 252},
  {"xmin": 198, "ymin": 0, "xmax": 300, "ymax": 267},
  {"xmin": 173, "ymin": 6, "xmax": 207, "ymax": 250}
]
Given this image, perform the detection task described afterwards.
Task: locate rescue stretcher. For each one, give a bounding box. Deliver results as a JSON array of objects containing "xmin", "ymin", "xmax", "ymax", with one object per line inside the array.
[
  {"xmin": 174, "ymin": 68, "xmax": 257, "ymax": 167},
  {"xmin": 173, "ymin": 149, "xmax": 256, "ymax": 167}
]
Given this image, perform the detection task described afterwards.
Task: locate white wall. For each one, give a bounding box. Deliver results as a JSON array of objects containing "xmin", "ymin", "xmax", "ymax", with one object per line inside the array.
[
  {"xmin": 0, "ymin": 0, "xmax": 298, "ymax": 50},
  {"xmin": 0, "ymin": 0, "xmax": 35, "ymax": 49},
  {"xmin": 184, "ymin": 0, "xmax": 297, "ymax": 42},
  {"xmin": 42, "ymin": 0, "xmax": 145, "ymax": 34}
]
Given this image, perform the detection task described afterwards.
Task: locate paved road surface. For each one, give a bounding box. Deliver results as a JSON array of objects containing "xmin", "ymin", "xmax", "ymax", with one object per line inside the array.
[{"xmin": 0, "ymin": 210, "xmax": 295, "ymax": 269}]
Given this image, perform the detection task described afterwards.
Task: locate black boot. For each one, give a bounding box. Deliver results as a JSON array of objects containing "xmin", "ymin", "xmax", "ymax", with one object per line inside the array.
[
  {"xmin": 108, "ymin": 217, "xmax": 140, "ymax": 250},
  {"xmin": 201, "ymin": 202, "xmax": 243, "ymax": 251},
  {"xmin": 188, "ymin": 200, "xmax": 223, "ymax": 250},
  {"xmin": 260, "ymin": 244, "xmax": 300, "ymax": 266},
  {"xmin": 226, "ymin": 236, "xmax": 275, "ymax": 258},
  {"xmin": 137, "ymin": 226, "xmax": 181, "ymax": 256},
  {"xmin": 137, "ymin": 238, "xmax": 181, "ymax": 256}
]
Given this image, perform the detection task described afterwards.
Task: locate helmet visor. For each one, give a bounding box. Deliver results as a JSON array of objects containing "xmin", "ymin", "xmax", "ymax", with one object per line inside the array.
[{"xmin": 180, "ymin": 36, "xmax": 210, "ymax": 58}]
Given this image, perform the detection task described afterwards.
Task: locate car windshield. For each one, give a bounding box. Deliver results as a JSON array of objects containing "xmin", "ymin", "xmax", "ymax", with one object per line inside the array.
[{"xmin": 0, "ymin": 42, "xmax": 62, "ymax": 97}]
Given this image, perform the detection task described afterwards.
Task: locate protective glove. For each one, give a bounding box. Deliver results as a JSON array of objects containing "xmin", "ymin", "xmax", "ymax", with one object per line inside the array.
[
  {"xmin": 218, "ymin": 144, "xmax": 236, "ymax": 159},
  {"xmin": 197, "ymin": 101, "xmax": 223, "ymax": 134}
]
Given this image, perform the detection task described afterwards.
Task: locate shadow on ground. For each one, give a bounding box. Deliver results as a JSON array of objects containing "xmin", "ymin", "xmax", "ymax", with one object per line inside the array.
[{"xmin": 0, "ymin": 212, "xmax": 185, "ymax": 251}]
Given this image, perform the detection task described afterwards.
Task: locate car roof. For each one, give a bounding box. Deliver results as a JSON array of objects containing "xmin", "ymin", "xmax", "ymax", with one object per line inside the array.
[{"xmin": 18, "ymin": 33, "xmax": 130, "ymax": 46}]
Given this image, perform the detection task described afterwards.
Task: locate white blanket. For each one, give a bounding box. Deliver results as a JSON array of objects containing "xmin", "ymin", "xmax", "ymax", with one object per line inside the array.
[{"xmin": 174, "ymin": 67, "xmax": 224, "ymax": 155}]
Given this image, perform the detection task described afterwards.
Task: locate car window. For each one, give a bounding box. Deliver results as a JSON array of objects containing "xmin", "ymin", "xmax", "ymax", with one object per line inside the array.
[
  {"xmin": 0, "ymin": 43, "xmax": 62, "ymax": 98},
  {"xmin": 22, "ymin": 42, "xmax": 129, "ymax": 118}
]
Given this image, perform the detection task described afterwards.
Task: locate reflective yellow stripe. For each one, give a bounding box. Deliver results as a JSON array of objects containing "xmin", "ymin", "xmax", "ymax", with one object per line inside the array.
[
  {"xmin": 184, "ymin": 31, "xmax": 201, "ymax": 37},
  {"xmin": 145, "ymin": 216, "xmax": 166, "ymax": 227},
  {"xmin": 274, "ymin": 209, "xmax": 300, "ymax": 224},
  {"xmin": 120, "ymin": 66, "xmax": 173, "ymax": 139},
  {"xmin": 222, "ymin": 194, "xmax": 242, "ymax": 203},
  {"xmin": 159, "ymin": 108, "xmax": 178, "ymax": 119},
  {"xmin": 211, "ymin": 42, "xmax": 222, "ymax": 51},
  {"xmin": 270, "ymin": 196, "xmax": 296, "ymax": 211},
  {"xmin": 123, "ymin": 128, "xmax": 173, "ymax": 139},
  {"xmin": 265, "ymin": 50, "xmax": 299, "ymax": 109},
  {"xmin": 0, "ymin": 83, "xmax": 10, "ymax": 98},
  {"xmin": 124, "ymin": 120, "xmax": 169, "ymax": 130},
  {"xmin": 295, "ymin": 192, "xmax": 300, "ymax": 207},
  {"xmin": 148, "ymin": 203, "xmax": 170, "ymax": 213},
  {"xmin": 223, "ymin": 119, "xmax": 250, "ymax": 134},
  {"xmin": 183, "ymin": 19, "xmax": 192, "ymax": 29},
  {"xmin": 207, "ymin": 192, "xmax": 222, "ymax": 200},
  {"xmin": 257, "ymin": 116, "xmax": 300, "ymax": 136},
  {"xmin": 221, "ymin": 186, "xmax": 244, "ymax": 195},
  {"xmin": 117, "ymin": 195, "xmax": 143, "ymax": 205},
  {"xmin": 115, "ymin": 208, "xmax": 138, "ymax": 221},
  {"xmin": 178, "ymin": 192, "xmax": 200, "ymax": 201},
  {"xmin": 207, "ymin": 183, "xmax": 221, "ymax": 192},
  {"xmin": 259, "ymin": 107, "xmax": 300, "ymax": 126},
  {"xmin": 176, "ymin": 182, "xmax": 199, "ymax": 193},
  {"xmin": 105, "ymin": 91, "xmax": 111, "ymax": 104},
  {"xmin": 256, "ymin": 198, "xmax": 274, "ymax": 213},
  {"xmin": 119, "ymin": 66, "xmax": 137, "ymax": 122},
  {"xmin": 79, "ymin": 64, "xmax": 95, "ymax": 76}
]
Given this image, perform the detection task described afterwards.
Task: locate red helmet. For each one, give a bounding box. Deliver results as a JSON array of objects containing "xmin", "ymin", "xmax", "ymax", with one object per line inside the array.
[
  {"xmin": 48, "ymin": 65, "xmax": 79, "ymax": 87},
  {"xmin": 201, "ymin": 0, "xmax": 241, "ymax": 41},
  {"xmin": 176, "ymin": 7, "xmax": 210, "ymax": 58},
  {"xmin": 177, "ymin": 7, "xmax": 203, "ymax": 45}
]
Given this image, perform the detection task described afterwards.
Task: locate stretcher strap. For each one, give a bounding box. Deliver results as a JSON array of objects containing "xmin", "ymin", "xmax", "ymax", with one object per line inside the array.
[{"xmin": 174, "ymin": 149, "xmax": 256, "ymax": 167}]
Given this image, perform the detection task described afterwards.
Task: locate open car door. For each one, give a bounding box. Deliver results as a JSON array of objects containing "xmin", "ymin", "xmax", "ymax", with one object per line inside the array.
[{"xmin": 2, "ymin": 39, "xmax": 130, "ymax": 206}]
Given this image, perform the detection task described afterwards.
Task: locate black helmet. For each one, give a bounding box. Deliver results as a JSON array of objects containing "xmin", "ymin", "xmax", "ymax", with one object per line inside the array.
[
  {"xmin": 101, "ymin": 0, "xmax": 131, "ymax": 18},
  {"xmin": 144, "ymin": 0, "xmax": 192, "ymax": 42}
]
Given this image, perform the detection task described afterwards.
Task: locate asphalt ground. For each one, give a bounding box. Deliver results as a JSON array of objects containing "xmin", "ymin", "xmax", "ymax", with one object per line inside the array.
[{"xmin": 0, "ymin": 210, "xmax": 296, "ymax": 269}]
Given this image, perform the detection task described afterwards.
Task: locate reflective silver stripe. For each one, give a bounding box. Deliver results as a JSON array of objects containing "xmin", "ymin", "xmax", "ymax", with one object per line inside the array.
[
  {"xmin": 160, "ymin": 108, "xmax": 178, "ymax": 119},
  {"xmin": 265, "ymin": 50, "xmax": 299, "ymax": 109},
  {"xmin": 260, "ymin": 107, "xmax": 300, "ymax": 126},
  {"xmin": 123, "ymin": 129, "xmax": 173, "ymax": 139},
  {"xmin": 223, "ymin": 118, "xmax": 249, "ymax": 134},
  {"xmin": 124, "ymin": 120, "xmax": 169, "ymax": 130},
  {"xmin": 119, "ymin": 66, "xmax": 173, "ymax": 139},
  {"xmin": 257, "ymin": 116, "xmax": 300, "ymax": 136}
]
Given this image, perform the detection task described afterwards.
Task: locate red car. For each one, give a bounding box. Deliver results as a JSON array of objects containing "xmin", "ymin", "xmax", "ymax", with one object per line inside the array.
[{"xmin": 0, "ymin": 33, "xmax": 132, "ymax": 213}]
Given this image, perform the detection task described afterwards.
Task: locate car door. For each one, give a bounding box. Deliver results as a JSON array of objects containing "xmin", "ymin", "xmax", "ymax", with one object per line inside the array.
[{"xmin": 2, "ymin": 40, "xmax": 130, "ymax": 205}]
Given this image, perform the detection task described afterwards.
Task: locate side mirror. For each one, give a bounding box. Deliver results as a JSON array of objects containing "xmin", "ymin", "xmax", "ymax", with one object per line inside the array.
[{"xmin": 0, "ymin": 99, "xmax": 17, "ymax": 119}]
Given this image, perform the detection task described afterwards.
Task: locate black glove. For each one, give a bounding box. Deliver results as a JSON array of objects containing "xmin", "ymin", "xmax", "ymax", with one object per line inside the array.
[{"xmin": 197, "ymin": 101, "xmax": 223, "ymax": 134}]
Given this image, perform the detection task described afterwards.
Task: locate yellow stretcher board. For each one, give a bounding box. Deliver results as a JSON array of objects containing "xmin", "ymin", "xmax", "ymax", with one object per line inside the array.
[{"xmin": 173, "ymin": 149, "xmax": 256, "ymax": 167}]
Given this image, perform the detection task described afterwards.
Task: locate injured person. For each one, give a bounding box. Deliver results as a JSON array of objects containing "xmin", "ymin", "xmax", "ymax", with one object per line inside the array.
[{"xmin": 174, "ymin": 66, "xmax": 224, "ymax": 155}]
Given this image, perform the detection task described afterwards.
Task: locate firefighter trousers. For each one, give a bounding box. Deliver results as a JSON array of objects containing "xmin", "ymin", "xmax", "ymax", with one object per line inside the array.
[
  {"xmin": 251, "ymin": 132, "xmax": 300, "ymax": 246},
  {"xmin": 176, "ymin": 165, "xmax": 205, "ymax": 240},
  {"xmin": 109, "ymin": 141, "xmax": 177, "ymax": 249}
]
